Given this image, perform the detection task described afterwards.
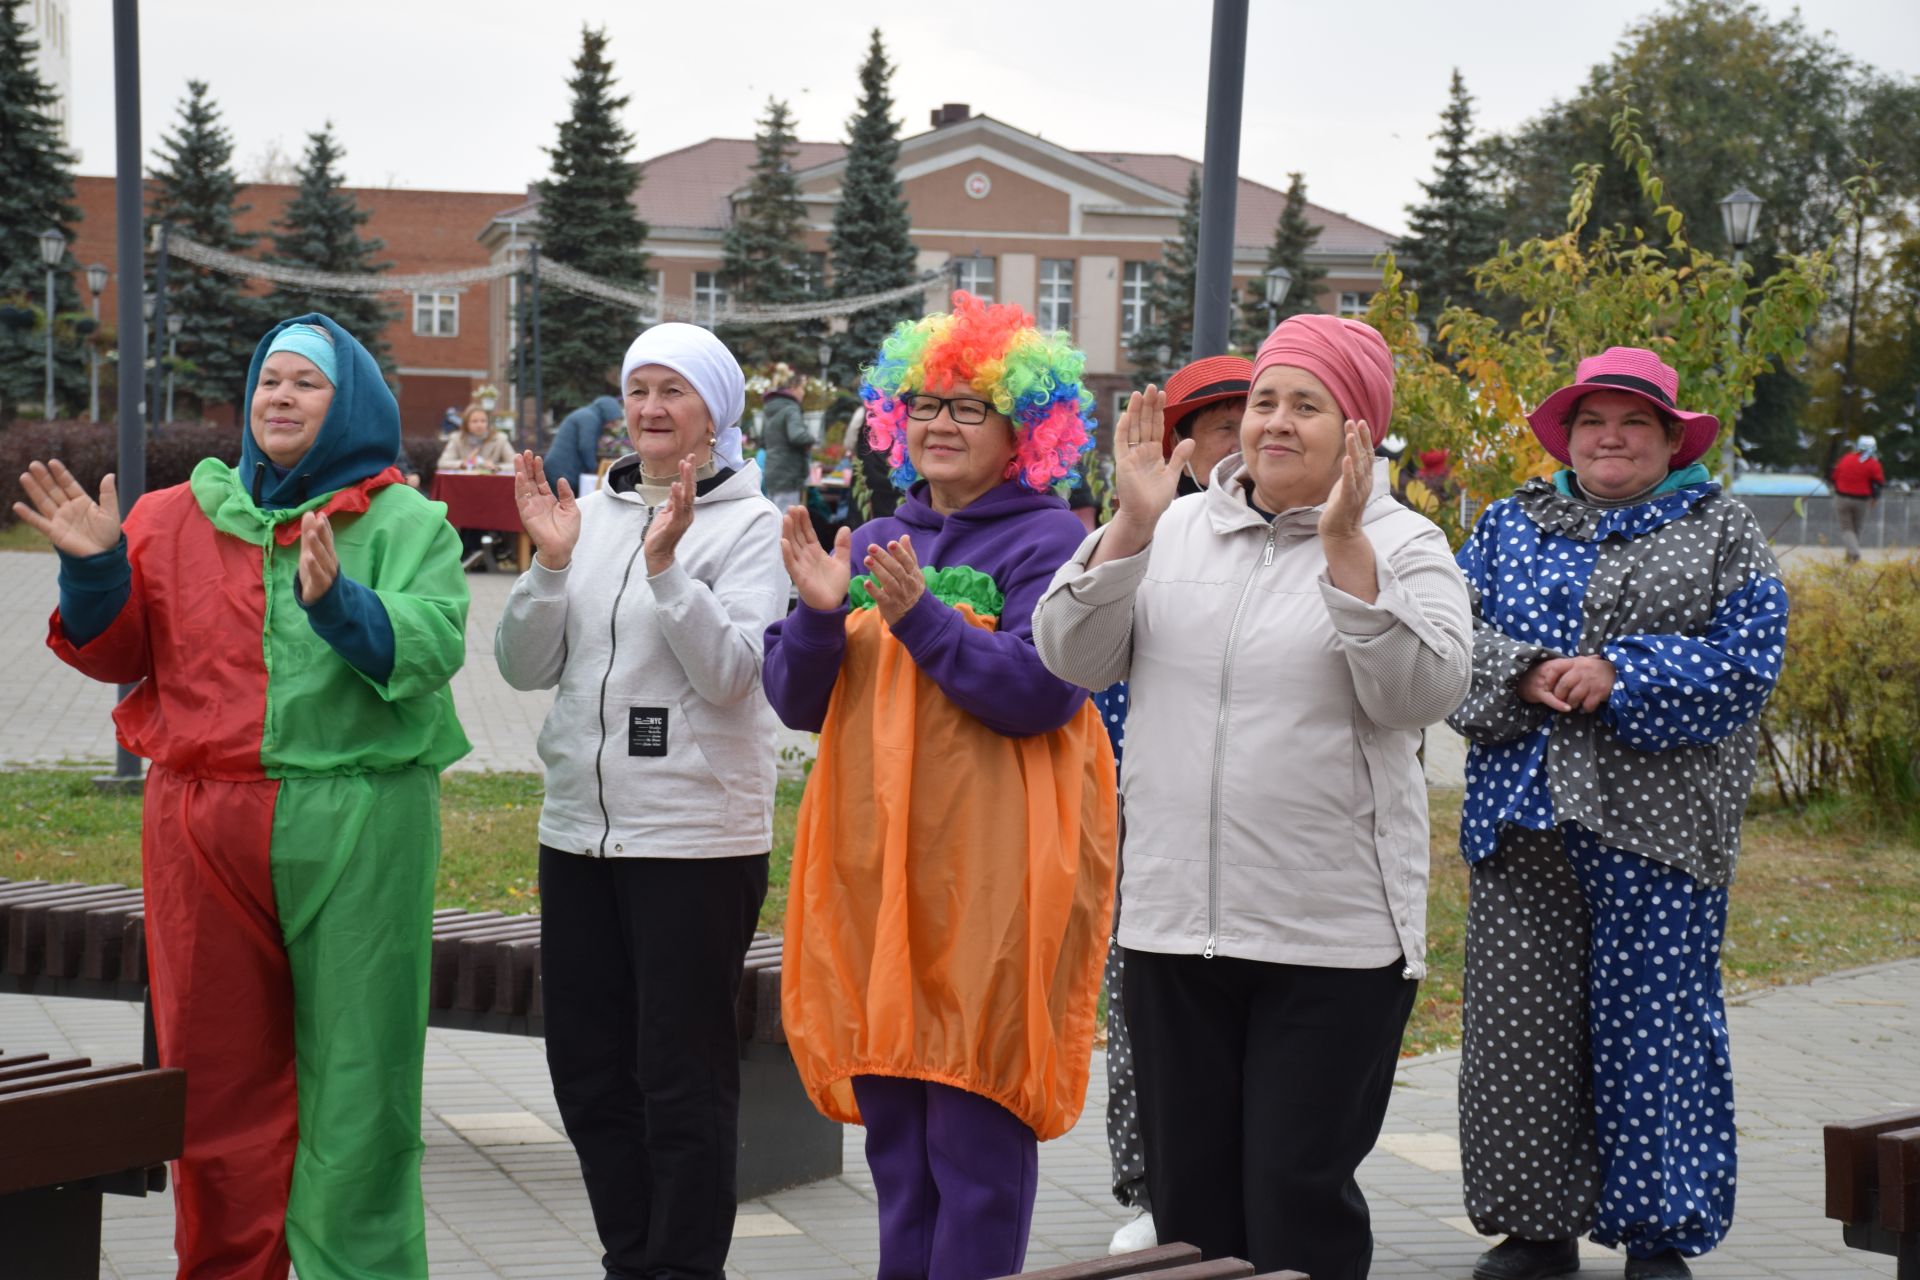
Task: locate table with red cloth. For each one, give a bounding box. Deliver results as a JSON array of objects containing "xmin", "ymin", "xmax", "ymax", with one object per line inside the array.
[{"xmin": 429, "ymin": 470, "xmax": 530, "ymax": 571}]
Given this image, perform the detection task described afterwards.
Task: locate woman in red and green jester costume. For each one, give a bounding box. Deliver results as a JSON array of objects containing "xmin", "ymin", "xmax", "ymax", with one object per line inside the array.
[{"xmin": 13, "ymin": 314, "xmax": 470, "ymax": 1280}]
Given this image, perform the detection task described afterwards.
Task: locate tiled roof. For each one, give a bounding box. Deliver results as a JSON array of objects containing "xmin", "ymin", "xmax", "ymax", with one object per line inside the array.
[
  {"xmin": 1080, "ymin": 152, "xmax": 1394, "ymax": 256},
  {"xmin": 493, "ymin": 135, "xmax": 1393, "ymax": 260}
]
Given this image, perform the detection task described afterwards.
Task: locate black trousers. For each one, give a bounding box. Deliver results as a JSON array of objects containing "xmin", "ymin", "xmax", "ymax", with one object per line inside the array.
[
  {"xmin": 1123, "ymin": 948, "xmax": 1416, "ymax": 1280},
  {"xmin": 538, "ymin": 847, "xmax": 769, "ymax": 1280}
]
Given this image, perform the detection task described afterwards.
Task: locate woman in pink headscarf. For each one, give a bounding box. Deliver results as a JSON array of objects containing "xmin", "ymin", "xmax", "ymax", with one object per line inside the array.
[{"xmin": 1034, "ymin": 314, "xmax": 1471, "ymax": 1279}]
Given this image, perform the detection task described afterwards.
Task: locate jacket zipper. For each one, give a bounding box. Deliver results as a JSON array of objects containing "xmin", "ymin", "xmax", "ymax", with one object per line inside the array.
[
  {"xmin": 1204, "ymin": 521, "xmax": 1277, "ymax": 957},
  {"xmin": 593, "ymin": 506, "xmax": 655, "ymax": 856}
]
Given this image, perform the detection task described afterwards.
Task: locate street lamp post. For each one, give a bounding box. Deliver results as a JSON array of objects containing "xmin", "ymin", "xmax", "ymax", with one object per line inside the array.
[
  {"xmin": 85, "ymin": 263, "xmax": 109, "ymax": 422},
  {"xmin": 1717, "ymin": 186, "xmax": 1764, "ymax": 481},
  {"xmin": 38, "ymin": 229, "xmax": 67, "ymax": 420},
  {"xmin": 164, "ymin": 311, "xmax": 183, "ymax": 424},
  {"xmin": 1262, "ymin": 264, "xmax": 1295, "ymax": 332},
  {"xmin": 817, "ymin": 340, "xmax": 832, "ymax": 387}
]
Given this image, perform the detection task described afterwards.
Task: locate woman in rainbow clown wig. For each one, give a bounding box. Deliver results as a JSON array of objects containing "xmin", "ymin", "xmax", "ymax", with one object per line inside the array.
[{"xmin": 764, "ymin": 292, "xmax": 1118, "ymax": 1280}]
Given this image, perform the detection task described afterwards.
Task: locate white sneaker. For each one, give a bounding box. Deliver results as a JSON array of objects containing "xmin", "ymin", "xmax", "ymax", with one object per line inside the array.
[{"xmin": 1108, "ymin": 1210, "xmax": 1157, "ymax": 1254}]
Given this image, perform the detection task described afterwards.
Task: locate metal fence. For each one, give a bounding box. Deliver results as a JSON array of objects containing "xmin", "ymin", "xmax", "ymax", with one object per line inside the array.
[{"xmin": 1736, "ymin": 493, "xmax": 1920, "ymax": 548}]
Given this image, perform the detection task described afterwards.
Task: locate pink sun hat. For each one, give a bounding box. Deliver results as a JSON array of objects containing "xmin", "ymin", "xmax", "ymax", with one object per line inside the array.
[{"xmin": 1527, "ymin": 347, "xmax": 1720, "ymax": 468}]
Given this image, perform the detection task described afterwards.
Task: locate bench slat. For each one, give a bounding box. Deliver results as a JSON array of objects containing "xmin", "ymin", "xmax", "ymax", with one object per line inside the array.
[
  {"xmin": 452, "ymin": 922, "xmax": 543, "ymax": 1012},
  {"xmin": 0, "ymin": 1063, "xmax": 186, "ymax": 1196},
  {"xmin": 2, "ymin": 884, "xmax": 126, "ymax": 970},
  {"xmin": 1879, "ymin": 1125, "xmax": 1920, "ymax": 1233},
  {"xmin": 81, "ymin": 900, "xmax": 144, "ymax": 981},
  {"xmin": 45, "ymin": 889, "xmax": 142, "ymax": 979},
  {"xmin": 991, "ymin": 1243, "xmax": 1204, "ymax": 1279},
  {"xmin": 1826, "ymin": 1108, "xmax": 1920, "ymax": 1223},
  {"xmin": 0, "ymin": 1055, "xmax": 85, "ymax": 1082}
]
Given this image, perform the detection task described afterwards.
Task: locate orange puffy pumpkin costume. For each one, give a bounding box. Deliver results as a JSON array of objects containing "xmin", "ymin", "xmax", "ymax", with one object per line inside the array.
[{"xmin": 778, "ymin": 568, "xmax": 1116, "ymax": 1140}]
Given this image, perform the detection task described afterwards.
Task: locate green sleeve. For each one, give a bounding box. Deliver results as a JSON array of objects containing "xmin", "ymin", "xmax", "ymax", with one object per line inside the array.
[{"xmin": 362, "ymin": 509, "xmax": 470, "ymax": 704}]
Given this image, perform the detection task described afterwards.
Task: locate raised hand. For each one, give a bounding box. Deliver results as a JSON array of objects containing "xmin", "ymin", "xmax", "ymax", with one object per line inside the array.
[
  {"xmin": 1113, "ymin": 385, "xmax": 1191, "ymax": 531},
  {"xmin": 1318, "ymin": 419, "xmax": 1374, "ymax": 543},
  {"xmin": 863, "ymin": 534, "xmax": 925, "ymax": 629},
  {"xmin": 12, "ymin": 460, "xmax": 122, "ymax": 558},
  {"xmin": 297, "ymin": 511, "xmax": 340, "ymax": 605},
  {"xmin": 780, "ymin": 505, "xmax": 851, "ymax": 611},
  {"xmin": 512, "ymin": 451, "xmax": 579, "ymax": 571},
  {"xmin": 643, "ymin": 454, "xmax": 698, "ymax": 576}
]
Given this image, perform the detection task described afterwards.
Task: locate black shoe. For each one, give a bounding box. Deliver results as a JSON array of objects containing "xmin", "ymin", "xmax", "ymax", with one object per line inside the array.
[
  {"xmin": 1624, "ymin": 1251, "xmax": 1691, "ymax": 1279},
  {"xmin": 1473, "ymin": 1236, "xmax": 1579, "ymax": 1280}
]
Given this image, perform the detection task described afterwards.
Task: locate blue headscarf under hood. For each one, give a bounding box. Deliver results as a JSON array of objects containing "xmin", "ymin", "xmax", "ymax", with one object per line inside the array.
[{"xmin": 240, "ymin": 313, "xmax": 401, "ymax": 510}]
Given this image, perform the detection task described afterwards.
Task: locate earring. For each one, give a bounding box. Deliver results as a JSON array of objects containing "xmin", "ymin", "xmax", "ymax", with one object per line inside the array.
[{"xmin": 708, "ymin": 433, "xmax": 716, "ymax": 447}]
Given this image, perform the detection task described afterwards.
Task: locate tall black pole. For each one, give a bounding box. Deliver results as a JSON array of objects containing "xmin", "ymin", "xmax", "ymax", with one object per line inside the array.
[
  {"xmin": 148, "ymin": 223, "xmax": 169, "ymax": 429},
  {"xmin": 1191, "ymin": 0, "xmax": 1249, "ymax": 360},
  {"xmin": 102, "ymin": 0, "xmax": 145, "ymax": 793},
  {"xmin": 513, "ymin": 254, "xmax": 526, "ymax": 440},
  {"xmin": 530, "ymin": 241, "xmax": 545, "ymax": 453}
]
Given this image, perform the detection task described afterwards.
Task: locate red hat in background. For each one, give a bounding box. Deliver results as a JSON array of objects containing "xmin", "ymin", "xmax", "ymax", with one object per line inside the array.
[{"xmin": 1158, "ymin": 355, "xmax": 1254, "ymax": 458}]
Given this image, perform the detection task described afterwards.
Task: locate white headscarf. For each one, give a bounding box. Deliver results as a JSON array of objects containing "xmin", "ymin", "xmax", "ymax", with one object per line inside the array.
[{"xmin": 619, "ymin": 324, "xmax": 747, "ymax": 468}]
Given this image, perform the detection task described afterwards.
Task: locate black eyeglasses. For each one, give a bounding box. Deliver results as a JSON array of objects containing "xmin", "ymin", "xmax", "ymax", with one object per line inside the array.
[{"xmin": 901, "ymin": 393, "xmax": 991, "ymax": 424}]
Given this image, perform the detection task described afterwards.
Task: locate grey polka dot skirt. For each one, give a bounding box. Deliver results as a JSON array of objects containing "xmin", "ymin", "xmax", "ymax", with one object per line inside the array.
[{"xmin": 1460, "ymin": 824, "xmax": 1736, "ymax": 1259}]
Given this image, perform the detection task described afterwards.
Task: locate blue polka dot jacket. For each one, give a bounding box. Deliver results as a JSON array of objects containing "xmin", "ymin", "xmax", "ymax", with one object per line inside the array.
[{"xmin": 1446, "ymin": 472, "xmax": 1788, "ymax": 888}]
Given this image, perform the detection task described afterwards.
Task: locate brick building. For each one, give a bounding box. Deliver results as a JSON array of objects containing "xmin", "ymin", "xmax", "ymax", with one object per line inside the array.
[
  {"xmin": 481, "ymin": 107, "xmax": 1395, "ymax": 424},
  {"xmin": 67, "ymin": 178, "xmax": 522, "ymax": 434},
  {"xmin": 64, "ymin": 105, "xmax": 1394, "ymax": 434}
]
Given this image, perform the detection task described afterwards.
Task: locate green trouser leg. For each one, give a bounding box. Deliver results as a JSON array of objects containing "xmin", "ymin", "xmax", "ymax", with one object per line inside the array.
[{"xmin": 271, "ymin": 768, "xmax": 438, "ymax": 1280}]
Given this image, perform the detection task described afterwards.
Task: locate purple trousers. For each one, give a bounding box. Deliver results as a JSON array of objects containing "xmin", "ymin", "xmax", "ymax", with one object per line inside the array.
[{"xmin": 851, "ymin": 1075, "xmax": 1040, "ymax": 1280}]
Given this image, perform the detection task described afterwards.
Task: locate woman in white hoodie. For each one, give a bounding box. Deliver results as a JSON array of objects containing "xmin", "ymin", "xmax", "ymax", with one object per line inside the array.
[
  {"xmin": 494, "ymin": 324, "xmax": 786, "ymax": 1280},
  {"xmin": 1033, "ymin": 315, "xmax": 1471, "ymax": 1280}
]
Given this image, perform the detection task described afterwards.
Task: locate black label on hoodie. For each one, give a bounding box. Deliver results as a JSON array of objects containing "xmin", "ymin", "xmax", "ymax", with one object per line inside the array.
[{"xmin": 628, "ymin": 707, "xmax": 668, "ymax": 757}]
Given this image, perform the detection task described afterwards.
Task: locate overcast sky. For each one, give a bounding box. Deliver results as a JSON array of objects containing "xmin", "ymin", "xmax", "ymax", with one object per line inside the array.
[{"xmin": 66, "ymin": 1, "xmax": 1920, "ymax": 239}]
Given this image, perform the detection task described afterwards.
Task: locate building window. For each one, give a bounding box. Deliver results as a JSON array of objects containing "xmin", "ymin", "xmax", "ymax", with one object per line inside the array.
[
  {"xmin": 953, "ymin": 254, "xmax": 995, "ymax": 302},
  {"xmin": 1121, "ymin": 262, "xmax": 1153, "ymax": 338},
  {"xmin": 1039, "ymin": 259, "xmax": 1074, "ymax": 334},
  {"xmin": 638, "ymin": 270, "xmax": 665, "ymax": 326},
  {"xmin": 1338, "ymin": 291, "xmax": 1373, "ymax": 318},
  {"xmin": 412, "ymin": 292, "xmax": 458, "ymax": 337},
  {"xmin": 694, "ymin": 272, "xmax": 727, "ymax": 326}
]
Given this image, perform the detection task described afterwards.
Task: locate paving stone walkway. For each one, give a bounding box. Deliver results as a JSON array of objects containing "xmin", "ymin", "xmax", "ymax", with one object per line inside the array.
[{"xmin": 1, "ymin": 957, "xmax": 1909, "ymax": 1279}]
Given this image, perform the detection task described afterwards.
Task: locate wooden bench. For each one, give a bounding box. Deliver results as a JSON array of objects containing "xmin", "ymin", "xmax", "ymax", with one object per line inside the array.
[
  {"xmin": 1826, "ymin": 1106, "xmax": 1920, "ymax": 1278},
  {"xmin": 0, "ymin": 1049, "xmax": 185, "ymax": 1279},
  {"xmin": 992, "ymin": 1243, "xmax": 1309, "ymax": 1279},
  {"xmin": 0, "ymin": 878, "xmax": 842, "ymax": 1200}
]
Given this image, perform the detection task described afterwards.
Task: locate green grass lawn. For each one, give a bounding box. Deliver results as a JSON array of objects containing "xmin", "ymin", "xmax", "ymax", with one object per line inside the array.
[
  {"xmin": 0, "ymin": 522, "xmax": 54, "ymax": 552},
  {"xmin": 5, "ymin": 770, "xmax": 1914, "ymax": 1058}
]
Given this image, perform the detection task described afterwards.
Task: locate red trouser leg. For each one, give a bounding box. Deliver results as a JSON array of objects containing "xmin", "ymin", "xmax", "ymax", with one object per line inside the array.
[{"xmin": 142, "ymin": 765, "xmax": 297, "ymax": 1280}]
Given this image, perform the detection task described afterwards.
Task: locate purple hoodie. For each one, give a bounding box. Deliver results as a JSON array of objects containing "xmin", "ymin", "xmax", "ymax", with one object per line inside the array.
[{"xmin": 763, "ymin": 479, "xmax": 1091, "ymax": 737}]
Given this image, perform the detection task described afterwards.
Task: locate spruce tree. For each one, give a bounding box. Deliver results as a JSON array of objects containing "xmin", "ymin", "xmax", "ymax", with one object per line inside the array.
[
  {"xmin": 531, "ymin": 26, "xmax": 650, "ymax": 412},
  {"xmin": 268, "ymin": 124, "xmax": 393, "ymax": 370},
  {"xmin": 1125, "ymin": 170, "xmax": 1203, "ymax": 387},
  {"xmin": 721, "ymin": 97, "xmax": 815, "ymax": 370},
  {"xmin": 149, "ymin": 80, "xmax": 266, "ymax": 413},
  {"xmin": 0, "ymin": 0, "xmax": 83, "ymax": 417},
  {"xmin": 1235, "ymin": 172, "xmax": 1326, "ymax": 350},
  {"xmin": 1393, "ymin": 70, "xmax": 1502, "ymax": 331},
  {"xmin": 827, "ymin": 30, "xmax": 919, "ymax": 386}
]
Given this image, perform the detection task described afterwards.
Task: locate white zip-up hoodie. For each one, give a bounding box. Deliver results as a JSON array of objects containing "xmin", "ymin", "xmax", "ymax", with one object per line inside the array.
[
  {"xmin": 494, "ymin": 456, "xmax": 787, "ymax": 859},
  {"xmin": 1032, "ymin": 457, "xmax": 1470, "ymax": 977}
]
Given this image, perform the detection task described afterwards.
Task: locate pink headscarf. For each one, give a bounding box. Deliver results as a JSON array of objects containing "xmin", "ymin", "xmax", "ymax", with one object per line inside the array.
[{"xmin": 1251, "ymin": 314, "xmax": 1394, "ymax": 445}]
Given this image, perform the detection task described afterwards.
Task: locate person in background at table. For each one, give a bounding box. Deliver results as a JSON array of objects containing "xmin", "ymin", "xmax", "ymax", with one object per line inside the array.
[
  {"xmin": 1449, "ymin": 347, "xmax": 1788, "ymax": 1280},
  {"xmin": 544, "ymin": 394, "xmax": 623, "ymax": 493},
  {"xmin": 765, "ymin": 292, "xmax": 1116, "ymax": 1280},
  {"xmin": 1831, "ymin": 434, "xmax": 1885, "ymax": 563},
  {"xmin": 496, "ymin": 323, "xmax": 783, "ymax": 1280},
  {"xmin": 17, "ymin": 313, "xmax": 469, "ymax": 1280},
  {"xmin": 438, "ymin": 402, "xmax": 515, "ymax": 473},
  {"xmin": 759, "ymin": 370, "xmax": 813, "ymax": 513}
]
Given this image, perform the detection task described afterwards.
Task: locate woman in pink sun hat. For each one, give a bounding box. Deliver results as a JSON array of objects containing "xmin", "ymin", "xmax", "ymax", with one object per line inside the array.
[{"xmin": 1447, "ymin": 346, "xmax": 1790, "ymax": 1280}]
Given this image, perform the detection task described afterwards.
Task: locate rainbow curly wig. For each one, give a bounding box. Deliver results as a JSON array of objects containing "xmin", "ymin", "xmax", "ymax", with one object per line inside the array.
[{"xmin": 861, "ymin": 291, "xmax": 1096, "ymax": 492}]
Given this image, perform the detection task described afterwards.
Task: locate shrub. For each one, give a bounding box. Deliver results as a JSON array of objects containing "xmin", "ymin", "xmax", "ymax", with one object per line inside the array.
[
  {"xmin": 1761, "ymin": 555, "xmax": 1920, "ymax": 826},
  {"xmin": 0, "ymin": 420, "xmax": 239, "ymax": 526}
]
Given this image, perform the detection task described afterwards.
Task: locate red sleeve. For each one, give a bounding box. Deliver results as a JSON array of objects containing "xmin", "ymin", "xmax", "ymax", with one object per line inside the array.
[{"xmin": 46, "ymin": 504, "xmax": 158, "ymax": 685}]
